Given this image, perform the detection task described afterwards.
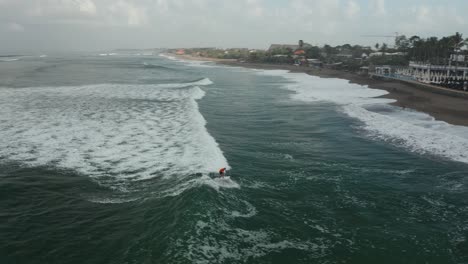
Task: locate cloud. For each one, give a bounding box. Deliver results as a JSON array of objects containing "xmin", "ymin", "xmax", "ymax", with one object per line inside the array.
[
  {"xmin": 346, "ymin": 0, "xmax": 360, "ymax": 18},
  {"xmin": 395, "ymin": 4, "xmax": 467, "ymax": 37},
  {"xmin": 77, "ymin": 0, "xmax": 97, "ymax": 15},
  {"xmin": 3, "ymin": 22, "xmax": 25, "ymax": 32},
  {"xmin": 26, "ymin": 0, "xmax": 97, "ymax": 17},
  {"xmin": 0, "ymin": 0, "xmax": 467, "ymax": 52},
  {"xmin": 370, "ymin": 0, "xmax": 386, "ymax": 15},
  {"xmin": 246, "ymin": 0, "xmax": 264, "ymax": 17},
  {"xmin": 108, "ymin": 0, "xmax": 148, "ymax": 26}
]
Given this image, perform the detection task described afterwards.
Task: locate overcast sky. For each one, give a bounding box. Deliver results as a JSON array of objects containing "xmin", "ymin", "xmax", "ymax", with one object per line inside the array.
[{"xmin": 1, "ymin": 0, "xmax": 467, "ymax": 53}]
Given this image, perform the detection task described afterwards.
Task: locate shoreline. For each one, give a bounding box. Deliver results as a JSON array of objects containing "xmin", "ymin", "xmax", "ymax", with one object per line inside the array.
[
  {"xmin": 169, "ymin": 54, "xmax": 468, "ymax": 127},
  {"xmin": 220, "ymin": 61, "xmax": 468, "ymax": 127},
  {"xmin": 170, "ymin": 53, "xmax": 237, "ymax": 62}
]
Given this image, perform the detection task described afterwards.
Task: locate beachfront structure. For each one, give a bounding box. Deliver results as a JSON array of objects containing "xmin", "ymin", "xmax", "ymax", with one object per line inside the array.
[
  {"xmin": 372, "ymin": 62, "xmax": 468, "ymax": 91},
  {"xmin": 369, "ymin": 52, "xmax": 406, "ymax": 57},
  {"xmin": 294, "ymin": 49, "xmax": 306, "ymax": 56},
  {"xmin": 359, "ymin": 66, "xmax": 369, "ymax": 75},
  {"xmin": 268, "ymin": 44, "xmax": 300, "ymax": 52},
  {"xmin": 395, "ymin": 62, "xmax": 468, "ymax": 84},
  {"xmin": 374, "ymin": 65, "xmax": 392, "ymax": 76},
  {"xmin": 307, "ymin": 59, "xmax": 323, "ymax": 67}
]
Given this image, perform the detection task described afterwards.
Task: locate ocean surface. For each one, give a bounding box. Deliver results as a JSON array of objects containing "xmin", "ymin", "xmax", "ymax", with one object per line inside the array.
[{"xmin": 1, "ymin": 53, "xmax": 468, "ymax": 264}]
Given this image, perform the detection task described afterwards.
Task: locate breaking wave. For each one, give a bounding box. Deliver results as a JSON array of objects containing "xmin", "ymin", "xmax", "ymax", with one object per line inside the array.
[
  {"xmin": 257, "ymin": 70, "xmax": 468, "ymax": 164},
  {"xmin": 0, "ymin": 58, "xmax": 20, "ymax": 62},
  {"xmin": 0, "ymin": 79, "xmax": 230, "ymax": 190}
]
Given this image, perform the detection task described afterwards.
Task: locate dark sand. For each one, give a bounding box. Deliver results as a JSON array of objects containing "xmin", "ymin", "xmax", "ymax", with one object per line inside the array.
[{"xmin": 220, "ymin": 61, "xmax": 468, "ymax": 127}]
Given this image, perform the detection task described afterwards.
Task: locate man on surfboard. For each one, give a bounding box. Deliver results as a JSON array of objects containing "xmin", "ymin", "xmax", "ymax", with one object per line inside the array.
[{"xmin": 219, "ymin": 167, "xmax": 226, "ymax": 178}]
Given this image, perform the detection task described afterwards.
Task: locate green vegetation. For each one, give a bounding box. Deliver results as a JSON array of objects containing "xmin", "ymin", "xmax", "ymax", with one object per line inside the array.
[
  {"xmin": 402, "ymin": 33, "xmax": 467, "ymax": 64},
  {"xmin": 172, "ymin": 32, "xmax": 467, "ymax": 72}
]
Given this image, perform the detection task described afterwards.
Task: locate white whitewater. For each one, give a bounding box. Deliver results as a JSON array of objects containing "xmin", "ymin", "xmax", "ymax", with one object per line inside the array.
[
  {"xmin": 258, "ymin": 70, "xmax": 468, "ymax": 164},
  {"xmin": 0, "ymin": 79, "xmax": 230, "ymax": 185}
]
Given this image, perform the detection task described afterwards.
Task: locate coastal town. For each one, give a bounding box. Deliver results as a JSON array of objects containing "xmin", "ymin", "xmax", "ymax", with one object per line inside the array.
[{"xmin": 169, "ymin": 32, "xmax": 468, "ymax": 95}]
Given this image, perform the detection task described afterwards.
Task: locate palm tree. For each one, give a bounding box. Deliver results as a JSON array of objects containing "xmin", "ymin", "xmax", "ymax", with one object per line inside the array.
[
  {"xmin": 426, "ymin": 37, "xmax": 438, "ymax": 63},
  {"xmin": 409, "ymin": 35, "xmax": 421, "ymax": 46},
  {"xmin": 451, "ymin": 32, "xmax": 464, "ymax": 47},
  {"xmin": 381, "ymin": 43, "xmax": 388, "ymax": 53},
  {"xmin": 375, "ymin": 43, "xmax": 380, "ymax": 50},
  {"xmin": 408, "ymin": 36, "xmax": 422, "ymax": 61},
  {"xmin": 438, "ymin": 37, "xmax": 452, "ymax": 64}
]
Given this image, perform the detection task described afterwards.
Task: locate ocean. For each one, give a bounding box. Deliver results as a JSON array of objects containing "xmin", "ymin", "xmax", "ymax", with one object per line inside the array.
[{"xmin": 1, "ymin": 53, "xmax": 468, "ymax": 264}]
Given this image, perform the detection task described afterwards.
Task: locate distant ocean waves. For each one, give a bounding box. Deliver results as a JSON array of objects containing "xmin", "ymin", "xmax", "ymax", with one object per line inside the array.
[{"xmin": 0, "ymin": 55, "xmax": 47, "ymax": 62}]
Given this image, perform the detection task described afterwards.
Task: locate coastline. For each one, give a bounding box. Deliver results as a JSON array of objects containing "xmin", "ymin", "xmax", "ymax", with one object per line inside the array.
[
  {"xmin": 220, "ymin": 61, "xmax": 468, "ymax": 127},
  {"xmin": 170, "ymin": 54, "xmax": 468, "ymax": 127},
  {"xmin": 170, "ymin": 53, "xmax": 237, "ymax": 62}
]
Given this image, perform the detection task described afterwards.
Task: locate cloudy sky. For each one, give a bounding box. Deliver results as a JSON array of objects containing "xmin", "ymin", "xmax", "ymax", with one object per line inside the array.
[{"xmin": 1, "ymin": 0, "xmax": 467, "ymax": 52}]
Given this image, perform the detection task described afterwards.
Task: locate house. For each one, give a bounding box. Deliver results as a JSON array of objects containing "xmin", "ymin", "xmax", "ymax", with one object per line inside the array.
[
  {"xmin": 336, "ymin": 53, "xmax": 353, "ymax": 59},
  {"xmin": 294, "ymin": 49, "xmax": 306, "ymax": 56},
  {"xmin": 369, "ymin": 52, "xmax": 406, "ymax": 57},
  {"xmin": 359, "ymin": 66, "xmax": 369, "ymax": 75},
  {"xmin": 175, "ymin": 49, "xmax": 185, "ymax": 55},
  {"xmin": 336, "ymin": 48, "xmax": 353, "ymax": 59},
  {"xmin": 268, "ymin": 44, "xmax": 300, "ymax": 52},
  {"xmin": 307, "ymin": 59, "xmax": 323, "ymax": 67},
  {"xmin": 374, "ymin": 65, "xmax": 392, "ymax": 75}
]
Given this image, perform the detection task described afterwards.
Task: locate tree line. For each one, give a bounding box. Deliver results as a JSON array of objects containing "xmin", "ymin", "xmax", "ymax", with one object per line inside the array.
[
  {"xmin": 395, "ymin": 32, "xmax": 466, "ymax": 64},
  {"xmin": 252, "ymin": 32, "xmax": 467, "ymax": 67}
]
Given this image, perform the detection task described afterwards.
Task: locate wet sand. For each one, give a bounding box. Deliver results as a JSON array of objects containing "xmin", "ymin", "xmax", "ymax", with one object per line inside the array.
[{"xmin": 220, "ymin": 61, "xmax": 468, "ymax": 127}]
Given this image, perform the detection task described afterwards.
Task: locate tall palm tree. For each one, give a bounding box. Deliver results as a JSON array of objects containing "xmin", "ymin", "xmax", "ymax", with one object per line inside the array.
[{"xmin": 381, "ymin": 43, "xmax": 388, "ymax": 53}]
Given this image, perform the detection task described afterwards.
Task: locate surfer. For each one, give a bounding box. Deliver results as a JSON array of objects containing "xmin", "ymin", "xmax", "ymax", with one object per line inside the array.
[{"xmin": 219, "ymin": 167, "xmax": 226, "ymax": 178}]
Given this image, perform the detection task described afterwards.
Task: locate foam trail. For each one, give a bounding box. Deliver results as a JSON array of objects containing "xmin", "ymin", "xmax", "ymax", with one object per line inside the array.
[
  {"xmin": 153, "ymin": 78, "xmax": 213, "ymax": 88},
  {"xmin": 0, "ymin": 58, "xmax": 19, "ymax": 62},
  {"xmin": 0, "ymin": 80, "xmax": 229, "ymax": 190},
  {"xmin": 257, "ymin": 70, "xmax": 468, "ymax": 164},
  {"xmin": 159, "ymin": 53, "xmax": 177, "ymax": 61},
  {"xmin": 159, "ymin": 53, "xmax": 218, "ymax": 68},
  {"xmin": 169, "ymin": 215, "xmax": 323, "ymax": 263}
]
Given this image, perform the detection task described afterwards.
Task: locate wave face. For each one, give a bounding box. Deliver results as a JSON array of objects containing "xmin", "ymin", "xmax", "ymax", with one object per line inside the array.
[
  {"xmin": 0, "ymin": 79, "xmax": 228, "ymax": 183},
  {"xmin": 258, "ymin": 70, "xmax": 468, "ymax": 164}
]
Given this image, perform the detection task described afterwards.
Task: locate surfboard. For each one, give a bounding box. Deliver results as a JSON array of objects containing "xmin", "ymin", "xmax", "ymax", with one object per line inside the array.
[{"xmin": 208, "ymin": 172, "xmax": 231, "ymax": 178}]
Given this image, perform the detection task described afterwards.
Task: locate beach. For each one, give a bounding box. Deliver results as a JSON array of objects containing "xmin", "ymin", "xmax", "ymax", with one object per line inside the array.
[
  {"xmin": 171, "ymin": 53, "xmax": 237, "ymax": 62},
  {"xmin": 219, "ymin": 61, "xmax": 468, "ymax": 127}
]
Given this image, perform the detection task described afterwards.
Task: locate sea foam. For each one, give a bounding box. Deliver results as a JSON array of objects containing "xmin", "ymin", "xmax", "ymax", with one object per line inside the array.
[
  {"xmin": 257, "ymin": 70, "xmax": 468, "ymax": 164},
  {"xmin": 0, "ymin": 58, "xmax": 20, "ymax": 62},
  {"xmin": 0, "ymin": 79, "xmax": 229, "ymax": 187}
]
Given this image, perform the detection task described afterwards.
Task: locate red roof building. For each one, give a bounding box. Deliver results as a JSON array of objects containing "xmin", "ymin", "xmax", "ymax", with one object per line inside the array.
[{"xmin": 294, "ymin": 49, "xmax": 306, "ymax": 55}]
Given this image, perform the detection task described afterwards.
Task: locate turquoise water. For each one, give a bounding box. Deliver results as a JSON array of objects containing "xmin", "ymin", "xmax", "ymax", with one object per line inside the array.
[{"xmin": 1, "ymin": 54, "xmax": 468, "ymax": 264}]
